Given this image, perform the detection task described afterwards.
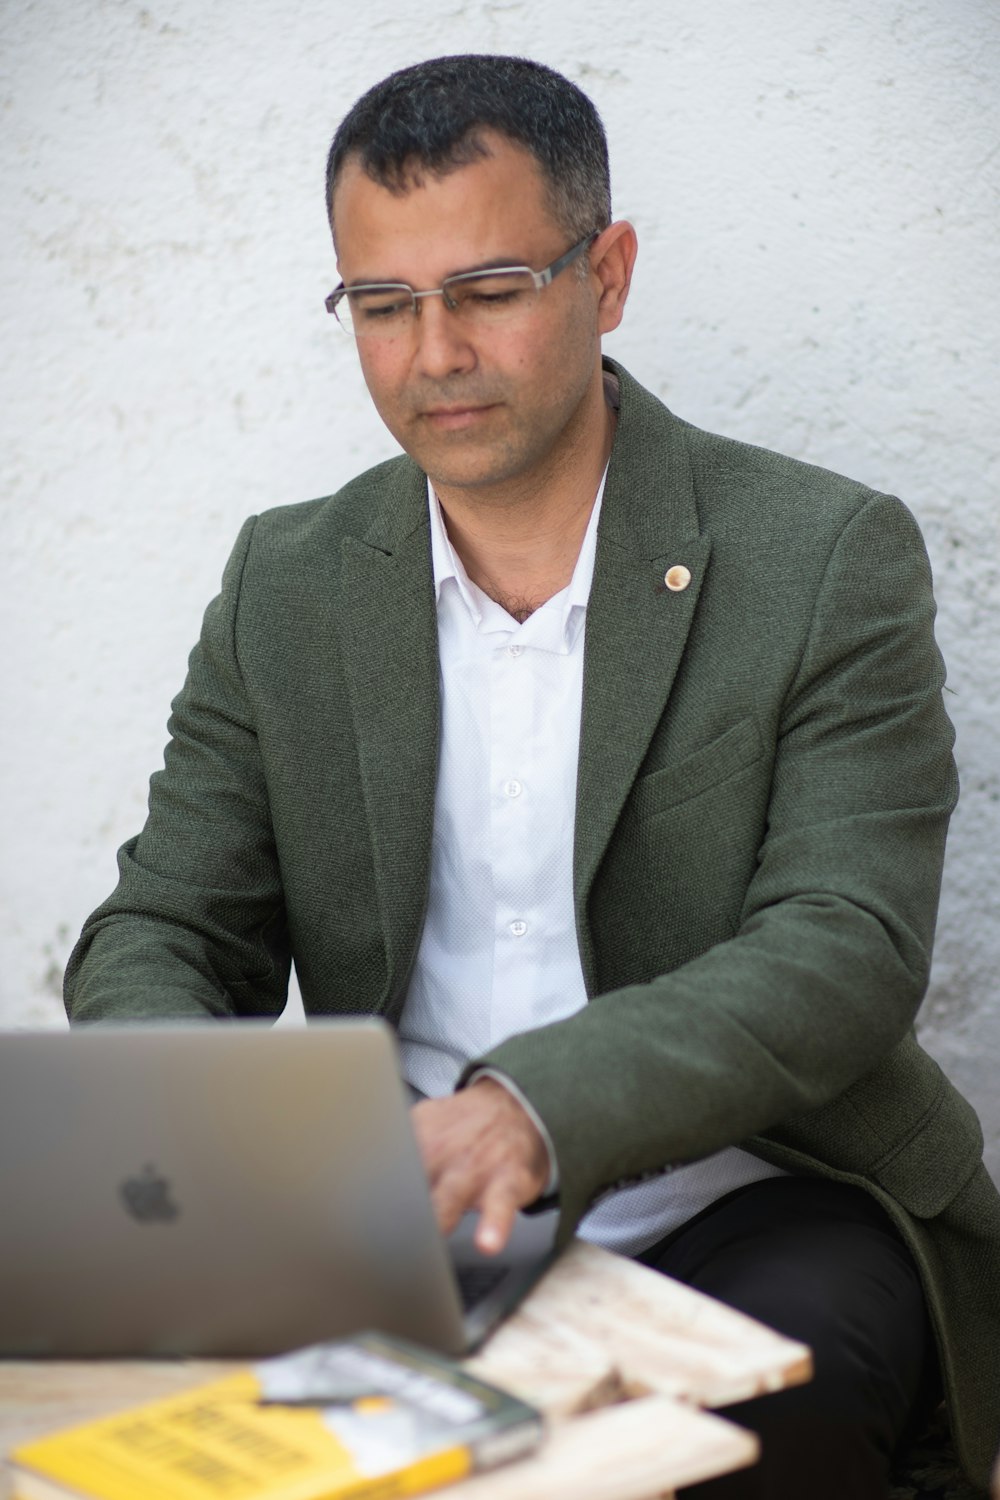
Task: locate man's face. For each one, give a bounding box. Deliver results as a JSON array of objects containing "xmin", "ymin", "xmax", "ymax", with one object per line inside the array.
[{"xmin": 331, "ymin": 135, "xmax": 605, "ymax": 498}]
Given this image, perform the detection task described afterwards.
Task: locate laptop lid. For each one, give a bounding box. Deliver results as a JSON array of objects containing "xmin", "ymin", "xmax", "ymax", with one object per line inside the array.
[{"xmin": 0, "ymin": 1020, "xmax": 556, "ymax": 1358}]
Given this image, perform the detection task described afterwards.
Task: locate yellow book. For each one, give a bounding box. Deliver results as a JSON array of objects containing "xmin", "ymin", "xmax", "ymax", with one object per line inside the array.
[{"xmin": 8, "ymin": 1333, "xmax": 544, "ymax": 1500}]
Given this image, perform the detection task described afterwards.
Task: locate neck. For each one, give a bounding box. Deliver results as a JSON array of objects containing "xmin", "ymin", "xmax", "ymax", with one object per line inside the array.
[{"xmin": 433, "ymin": 366, "xmax": 616, "ymax": 618}]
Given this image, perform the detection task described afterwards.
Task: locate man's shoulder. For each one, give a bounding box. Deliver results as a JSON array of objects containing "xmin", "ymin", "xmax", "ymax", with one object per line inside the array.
[
  {"xmin": 615, "ymin": 360, "xmax": 893, "ymax": 535},
  {"xmin": 248, "ymin": 452, "xmax": 426, "ymax": 556},
  {"xmin": 682, "ymin": 415, "xmax": 877, "ymax": 522}
]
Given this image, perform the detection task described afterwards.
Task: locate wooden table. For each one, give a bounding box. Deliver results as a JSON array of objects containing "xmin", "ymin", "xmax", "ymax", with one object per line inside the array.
[{"xmin": 1, "ymin": 1241, "xmax": 811, "ymax": 1500}]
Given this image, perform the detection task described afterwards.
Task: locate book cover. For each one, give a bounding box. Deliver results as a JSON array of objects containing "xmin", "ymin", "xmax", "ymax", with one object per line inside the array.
[{"xmin": 8, "ymin": 1332, "xmax": 544, "ymax": 1500}]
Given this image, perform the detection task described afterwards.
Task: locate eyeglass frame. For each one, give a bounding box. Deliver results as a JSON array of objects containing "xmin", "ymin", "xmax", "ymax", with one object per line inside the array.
[{"xmin": 324, "ymin": 231, "xmax": 600, "ymax": 332}]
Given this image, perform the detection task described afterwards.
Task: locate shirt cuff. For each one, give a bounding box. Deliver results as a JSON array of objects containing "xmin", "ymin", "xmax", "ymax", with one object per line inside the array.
[{"xmin": 463, "ymin": 1066, "xmax": 560, "ymax": 1197}]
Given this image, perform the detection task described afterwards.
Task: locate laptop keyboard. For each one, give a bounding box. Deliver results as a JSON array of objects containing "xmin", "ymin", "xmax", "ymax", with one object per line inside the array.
[{"xmin": 455, "ymin": 1261, "xmax": 509, "ymax": 1311}]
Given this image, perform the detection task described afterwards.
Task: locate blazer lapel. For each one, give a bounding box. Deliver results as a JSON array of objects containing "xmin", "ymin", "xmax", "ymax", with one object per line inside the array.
[
  {"xmin": 333, "ymin": 367, "xmax": 710, "ymax": 1005},
  {"xmin": 338, "ymin": 460, "xmax": 440, "ymax": 1006},
  {"xmin": 574, "ymin": 364, "xmax": 711, "ymax": 990}
]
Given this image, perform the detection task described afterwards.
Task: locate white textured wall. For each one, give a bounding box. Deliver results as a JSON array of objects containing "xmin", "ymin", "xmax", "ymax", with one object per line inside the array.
[{"xmin": 3, "ymin": 1, "xmax": 998, "ymax": 1175}]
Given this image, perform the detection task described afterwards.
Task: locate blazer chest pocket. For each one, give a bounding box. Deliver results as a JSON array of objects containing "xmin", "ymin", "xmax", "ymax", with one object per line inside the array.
[{"xmin": 629, "ymin": 716, "xmax": 764, "ymax": 821}]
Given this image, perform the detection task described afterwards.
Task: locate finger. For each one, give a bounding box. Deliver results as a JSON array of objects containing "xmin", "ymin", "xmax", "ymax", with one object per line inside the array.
[
  {"xmin": 429, "ymin": 1168, "xmax": 478, "ymax": 1239},
  {"xmin": 410, "ymin": 1098, "xmax": 453, "ymax": 1178},
  {"xmin": 473, "ymin": 1177, "xmax": 523, "ymax": 1256},
  {"xmin": 411, "ymin": 1089, "xmax": 549, "ymax": 1246}
]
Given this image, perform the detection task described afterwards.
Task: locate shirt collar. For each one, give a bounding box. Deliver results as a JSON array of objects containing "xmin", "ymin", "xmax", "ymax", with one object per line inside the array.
[{"xmin": 427, "ymin": 470, "xmax": 607, "ymax": 654}]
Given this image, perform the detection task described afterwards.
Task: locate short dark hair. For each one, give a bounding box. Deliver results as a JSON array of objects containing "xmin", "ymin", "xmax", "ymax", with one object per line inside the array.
[{"xmin": 326, "ymin": 54, "xmax": 611, "ymax": 243}]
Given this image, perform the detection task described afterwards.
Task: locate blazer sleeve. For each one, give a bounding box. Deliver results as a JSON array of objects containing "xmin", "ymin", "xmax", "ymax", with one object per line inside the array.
[
  {"xmin": 64, "ymin": 515, "xmax": 292, "ymax": 1022},
  {"xmin": 474, "ymin": 491, "xmax": 959, "ymax": 1236}
]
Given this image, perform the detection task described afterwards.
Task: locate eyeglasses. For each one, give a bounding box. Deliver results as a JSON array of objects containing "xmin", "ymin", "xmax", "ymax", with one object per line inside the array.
[{"xmin": 325, "ymin": 233, "xmax": 598, "ymax": 340}]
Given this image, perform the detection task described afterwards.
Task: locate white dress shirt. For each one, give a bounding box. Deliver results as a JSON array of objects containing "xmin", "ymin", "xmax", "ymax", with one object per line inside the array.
[{"xmin": 398, "ymin": 476, "xmax": 785, "ymax": 1256}]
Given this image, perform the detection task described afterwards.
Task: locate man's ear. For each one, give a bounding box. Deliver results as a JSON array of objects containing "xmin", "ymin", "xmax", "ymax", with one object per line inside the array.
[{"xmin": 591, "ymin": 221, "xmax": 638, "ymax": 336}]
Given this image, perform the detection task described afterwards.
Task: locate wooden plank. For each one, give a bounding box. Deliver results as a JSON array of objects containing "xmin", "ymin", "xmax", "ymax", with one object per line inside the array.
[
  {"xmin": 0, "ymin": 1359, "xmax": 239, "ymax": 1438},
  {"xmin": 0, "ymin": 1241, "xmax": 806, "ymax": 1500},
  {"xmin": 482, "ymin": 1240, "xmax": 811, "ymax": 1409},
  {"xmin": 464, "ymin": 1305, "xmax": 625, "ymax": 1417},
  {"xmin": 0, "ymin": 1360, "xmax": 240, "ymax": 1497},
  {"xmin": 0, "ymin": 1376, "xmax": 756, "ymax": 1500},
  {"xmin": 444, "ymin": 1396, "xmax": 758, "ymax": 1500}
]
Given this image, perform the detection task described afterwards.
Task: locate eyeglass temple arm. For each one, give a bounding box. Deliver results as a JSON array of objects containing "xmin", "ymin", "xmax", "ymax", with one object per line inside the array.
[{"xmin": 534, "ymin": 232, "xmax": 600, "ymax": 288}]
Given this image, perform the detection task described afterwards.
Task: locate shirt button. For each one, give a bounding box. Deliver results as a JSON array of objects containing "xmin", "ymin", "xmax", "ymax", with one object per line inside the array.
[
  {"xmin": 664, "ymin": 564, "xmax": 692, "ymax": 592},
  {"xmin": 503, "ymin": 779, "xmax": 523, "ymax": 798},
  {"xmin": 509, "ymin": 920, "xmax": 528, "ymax": 938},
  {"xmin": 506, "ymin": 644, "xmax": 523, "ymax": 658}
]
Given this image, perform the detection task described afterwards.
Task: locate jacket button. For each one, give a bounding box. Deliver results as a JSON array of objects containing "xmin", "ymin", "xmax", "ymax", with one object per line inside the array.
[{"xmin": 664, "ymin": 564, "xmax": 692, "ymax": 592}]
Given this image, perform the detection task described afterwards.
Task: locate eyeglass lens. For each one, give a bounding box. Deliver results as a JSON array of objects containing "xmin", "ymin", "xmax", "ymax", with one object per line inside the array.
[{"xmin": 337, "ymin": 269, "xmax": 540, "ymax": 339}]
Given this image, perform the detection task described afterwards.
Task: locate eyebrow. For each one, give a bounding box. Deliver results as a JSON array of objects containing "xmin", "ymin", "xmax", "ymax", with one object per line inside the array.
[{"xmin": 344, "ymin": 254, "xmax": 532, "ymax": 288}]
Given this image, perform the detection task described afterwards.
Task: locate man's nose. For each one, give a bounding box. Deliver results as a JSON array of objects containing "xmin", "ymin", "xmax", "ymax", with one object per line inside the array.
[{"xmin": 411, "ymin": 294, "xmax": 477, "ymax": 378}]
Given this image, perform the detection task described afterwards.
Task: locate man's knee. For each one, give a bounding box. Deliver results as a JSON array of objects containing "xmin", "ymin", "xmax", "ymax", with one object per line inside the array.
[{"xmin": 649, "ymin": 1178, "xmax": 936, "ymax": 1499}]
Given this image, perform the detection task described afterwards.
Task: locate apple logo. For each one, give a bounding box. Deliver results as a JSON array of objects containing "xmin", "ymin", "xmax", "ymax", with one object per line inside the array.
[{"xmin": 119, "ymin": 1164, "xmax": 180, "ymax": 1223}]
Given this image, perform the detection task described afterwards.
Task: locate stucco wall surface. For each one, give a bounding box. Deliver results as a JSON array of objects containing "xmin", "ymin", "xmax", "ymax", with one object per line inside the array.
[{"xmin": 2, "ymin": 1, "xmax": 998, "ymax": 1175}]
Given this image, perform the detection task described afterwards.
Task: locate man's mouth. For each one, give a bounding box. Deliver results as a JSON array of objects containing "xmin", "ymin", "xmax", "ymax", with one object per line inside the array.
[{"xmin": 420, "ymin": 404, "xmax": 497, "ymax": 429}]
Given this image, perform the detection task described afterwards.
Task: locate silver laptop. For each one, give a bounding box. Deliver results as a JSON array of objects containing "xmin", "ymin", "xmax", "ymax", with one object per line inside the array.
[{"xmin": 0, "ymin": 1020, "xmax": 558, "ymax": 1357}]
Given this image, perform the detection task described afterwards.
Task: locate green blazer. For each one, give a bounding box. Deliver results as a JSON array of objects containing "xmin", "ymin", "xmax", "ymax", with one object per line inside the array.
[{"xmin": 66, "ymin": 360, "xmax": 1000, "ymax": 1485}]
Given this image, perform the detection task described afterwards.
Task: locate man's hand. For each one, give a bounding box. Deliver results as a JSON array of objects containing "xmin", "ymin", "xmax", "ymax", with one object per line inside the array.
[{"xmin": 411, "ymin": 1078, "xmax": 549, "ymax": 1256}]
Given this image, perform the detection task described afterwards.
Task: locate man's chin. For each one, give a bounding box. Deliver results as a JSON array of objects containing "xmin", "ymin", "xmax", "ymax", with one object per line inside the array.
[{"xmin": 401, "ymin": 432, "xmax": 527, "ymax": 495}]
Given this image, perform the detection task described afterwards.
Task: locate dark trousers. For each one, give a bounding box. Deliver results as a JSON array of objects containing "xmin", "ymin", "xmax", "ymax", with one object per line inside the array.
[{"xmin": 637, "ymin": 1176, "xmax": 937, "ymax": 1500}]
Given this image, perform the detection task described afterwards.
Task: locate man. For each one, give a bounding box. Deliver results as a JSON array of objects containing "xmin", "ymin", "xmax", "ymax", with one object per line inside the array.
[{"xmin": 66, "ymin": 54, "xmax": 999, "ymax": 1497}]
